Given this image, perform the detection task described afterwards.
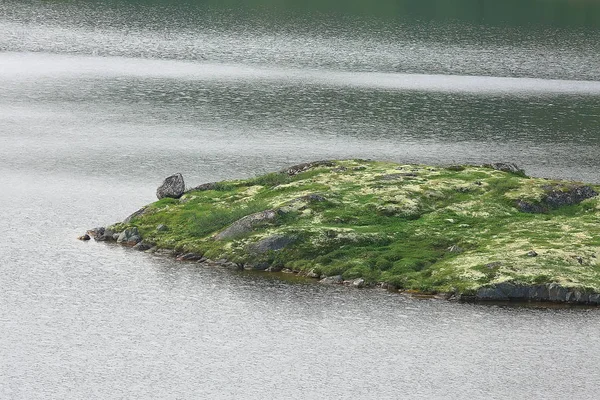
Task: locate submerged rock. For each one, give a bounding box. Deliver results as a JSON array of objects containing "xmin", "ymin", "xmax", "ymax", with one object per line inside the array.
[{"xmin": 156, "ymin": 173, "xmax": 185, "ymax": 200}]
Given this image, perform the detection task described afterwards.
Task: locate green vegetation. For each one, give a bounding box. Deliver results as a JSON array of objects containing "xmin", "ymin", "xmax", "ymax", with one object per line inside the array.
[{"xmin": 112, "ymin": 160, "xmax": 600, "ymax": 295}]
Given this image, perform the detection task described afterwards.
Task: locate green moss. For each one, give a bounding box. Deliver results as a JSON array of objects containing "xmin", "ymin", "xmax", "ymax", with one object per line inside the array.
[{"xmin": 111, "ymin": 160, "xmax": 600, "ymax": 295}]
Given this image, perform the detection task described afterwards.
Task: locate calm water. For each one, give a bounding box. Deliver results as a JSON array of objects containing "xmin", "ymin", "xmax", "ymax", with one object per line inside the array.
[{"xmin": 1, "ymin": 1, "xmax": 600, "ymax": 398}]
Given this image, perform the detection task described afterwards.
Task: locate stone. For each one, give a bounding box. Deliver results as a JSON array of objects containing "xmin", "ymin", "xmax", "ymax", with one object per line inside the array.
[
  {"xmin": 281, "ymin": 160, "xmax": 335, "ymax": 176},
  {"xmin": 86, "ymin": 227, "xmax": 105, "ymax": 239},
  {"xmin": 156, "ymin": 173, "xmax": 185, "ymax": 200},
  {"xmin": 543, "ymin": 185, "xmax": 597, "ymax": 208},
  {"xmin": 116, "ymin": 227, "xmax": 142, "ymax": 246},
  {"xmin": 124, "ymin": 206, "xmax": 149, "ymax": 223},
  {"xmin": 547, "ymin": 283, "xmax": 568, "ymax": 302},
  {"xmin": 447, "ymin": 245, "xmax": 463, "ymax": 254},
  {"xmin": 319, "ymin": 275, "xmax": 344, "ymax": 284},
  {"xmin": 588, "ymin": 294, "xmax": 600, "ymax": 305},
  {"xmin": 156, "ymin": 224, "xmax": 168, "ymax": 232},
  {"xmin": 476, "ymin": 286, "xmax": 509, "ymax": 301},
  {"xmin": 528, "ymin": 285, "xmax": 550, "ymax": 301},
  {"xmin": 78, "ymin": 234, "xmax": 90, "ymax": 241},
  {"xmin": 215, "ymin": 210, "xmax": 277, "ymax": 240},
  {"xmin": 248, "ymin": 235, "xmax": 296, "ymax": 254},
  {"xmin": 176, "ymin": 253, "xmax": 204, "ymax": 261},
  {"xmin": 133, "ymin": 241, "xmax": 153, "ymax": 251},
  {"xmin": 483, "ymin": 162, "xmax": 525, "ymax": 175},
  {"xmin": 244, "ymin": 262, "xmax": 270, "ymax": 271},
  {"xmin": 306, "ymin": 269, "xmax": 320, "ymax": 278},
  {"xmin": 185, "ymin": 182, "xmax": 220, "ymax": 193},
  {"xmin": 517, "ymin": 184, "xmax": 597, "ymax": 213},
  {"xmin": 527, "ymin": 250, "xmax": 538, "ymax": 257},
  {"xmin": 352, "ymin": 278, "xmax": 366, "ymax": 288},
  {"xmin": 86, "ymin": 227, "xmax": 116, "ymax": 242}
]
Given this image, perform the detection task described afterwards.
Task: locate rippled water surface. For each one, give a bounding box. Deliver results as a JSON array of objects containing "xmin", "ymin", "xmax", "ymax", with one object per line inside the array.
[{"xmin": 1, "ymin": 1, "xmax": 599, "ymax": 398}]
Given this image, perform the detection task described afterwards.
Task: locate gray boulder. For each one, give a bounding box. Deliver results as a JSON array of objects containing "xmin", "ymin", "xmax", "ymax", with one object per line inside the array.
[
  {"xmin": 215, "ymin": 210, "xmax": 277, "ymax": 240},
  {"xmin": 248, "ymin": 234, "xmax": 296, "ymax": 254},
  {"xmin": 156, "ymin": 173, "xmax": 185, "ymax": 200},
  {"xmin": 132, "ymin": 241, "xmax": 153, "ymax": 251},
  {"xmin": 517, "ymin": 184, "xmax": 597, "ymax": 213},
  {"xmin": 319, "ymin": 275, "xmax": 344, "ymax": 284},
  {"xmin": 117, "ymin": 227, "xmax": 142, "ymax": 246}
]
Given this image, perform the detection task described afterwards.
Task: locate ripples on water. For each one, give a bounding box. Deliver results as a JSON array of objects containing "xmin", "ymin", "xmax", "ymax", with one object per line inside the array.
[{"xmin": 1, "ymin": 1, "xmax": 600, "ymax": 398}]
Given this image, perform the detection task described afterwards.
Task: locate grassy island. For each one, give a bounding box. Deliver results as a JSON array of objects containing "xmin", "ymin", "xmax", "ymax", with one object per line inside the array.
[{"xmin": 92, "ymin": 160, "xmax": 600, "ymax": 303}]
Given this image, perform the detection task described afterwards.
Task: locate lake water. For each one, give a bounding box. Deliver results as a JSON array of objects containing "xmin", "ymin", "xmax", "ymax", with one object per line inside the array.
[{"xmin": 1, "ymin": 1, "xmax": 600, "ymax": 398}]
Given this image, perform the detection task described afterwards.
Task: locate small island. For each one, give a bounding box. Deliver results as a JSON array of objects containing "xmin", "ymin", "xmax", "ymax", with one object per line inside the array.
[{"xmin": 83, "ymin": 160, "xmax": 600, "ymax": 304}]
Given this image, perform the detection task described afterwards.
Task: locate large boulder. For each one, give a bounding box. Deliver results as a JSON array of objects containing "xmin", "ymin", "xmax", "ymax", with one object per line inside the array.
[
  {"xmin": 215, "ymin": 210, "xmax": 277, "ymax": 240},
  {"xmin": 156, "ymin": 173, "xmax": 185, "ymax": 200},
  {"xmin": 248, "ymin": 234, "xmax": 296, "ymax": 254}
]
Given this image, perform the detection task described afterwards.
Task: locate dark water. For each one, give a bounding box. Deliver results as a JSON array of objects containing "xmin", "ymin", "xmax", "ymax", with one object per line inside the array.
[{"xmin": 1, "ymin": 1, "xmax": 600, "ymax": 398}]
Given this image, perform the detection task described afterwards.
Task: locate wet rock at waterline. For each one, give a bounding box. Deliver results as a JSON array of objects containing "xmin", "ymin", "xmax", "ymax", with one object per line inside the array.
[
  {"xmin": 156, "ymin": 173, "xmax": 185, "ymax": 200},
  {"xmin": 116, "ymin": 227, "xmax": 142, "ymax": 246}
]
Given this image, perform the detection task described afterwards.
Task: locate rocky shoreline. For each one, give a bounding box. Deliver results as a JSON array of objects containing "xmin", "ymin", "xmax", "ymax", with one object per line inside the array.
[{"xmin": 80, "ymin": 160, "xmax": 600, "ymax": 306}]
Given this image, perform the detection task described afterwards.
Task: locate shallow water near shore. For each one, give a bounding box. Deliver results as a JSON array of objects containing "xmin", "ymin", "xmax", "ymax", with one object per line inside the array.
[{"xmin": 1, "ymin": 0, "xmax": 600, "ymax": 398}]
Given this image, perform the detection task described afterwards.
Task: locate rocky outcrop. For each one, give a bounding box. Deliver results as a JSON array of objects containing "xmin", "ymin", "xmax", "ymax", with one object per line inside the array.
[
  {"xmin": 517, "ymin": 184, "xmax": 597, "ymax": 213},
  {"xmin": 156, "ymin": 173, "xmax": 185, "ymax": 200},
  {"xmin": 215, "ymin": 210, "xmax": 277, "ymax": 240},
  {"xmin": 459, "ymin": 282, "xmax": 600, "ymax": 304}
]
